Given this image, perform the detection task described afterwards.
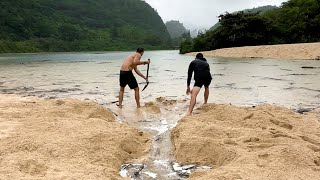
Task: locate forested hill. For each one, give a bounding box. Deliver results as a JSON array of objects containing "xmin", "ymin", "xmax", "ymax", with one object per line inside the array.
[
  {"xmin": 242, "ymin": 5, "xmax": 278, "ymax": 13},
  {"xmin": 165, "ymin": 20, "xmax": 188, "ymax": 38},
  {"xmin": 209, "ymin": 5, "xmax": 278, "ymax": 31},
  {"xmin": 180, "ymin": 0, "xmax": 320, "ymax": 54},
  {"xmin": 0, "ymin": 0, "xmax": 171, "ymax": 53},
  {"xmin": 165, "ymin": 20, "xmax": 191, "ymax": 48}
]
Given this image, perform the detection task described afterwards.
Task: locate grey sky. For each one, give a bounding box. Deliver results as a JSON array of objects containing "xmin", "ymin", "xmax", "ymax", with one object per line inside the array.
[{"xmin": 144, "ymin": 0, "xmax": 288, "ymax": 30}]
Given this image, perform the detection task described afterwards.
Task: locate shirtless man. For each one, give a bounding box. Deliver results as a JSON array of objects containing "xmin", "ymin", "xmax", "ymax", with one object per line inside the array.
[{"xmin": 118, "ymin": 48, "xmax": 150, "ymax": 108}]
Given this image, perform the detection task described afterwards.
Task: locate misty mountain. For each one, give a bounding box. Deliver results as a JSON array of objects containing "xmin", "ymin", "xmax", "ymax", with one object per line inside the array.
[{"xmin": 165, "ymin": 20, "xmax": 188, "ymax": 38}]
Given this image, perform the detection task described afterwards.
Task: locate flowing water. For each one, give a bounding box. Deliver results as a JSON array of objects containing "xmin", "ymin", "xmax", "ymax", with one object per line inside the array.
[{"xmin": 1, "ymin": 51, "xmax": 320, "ymax": 179}]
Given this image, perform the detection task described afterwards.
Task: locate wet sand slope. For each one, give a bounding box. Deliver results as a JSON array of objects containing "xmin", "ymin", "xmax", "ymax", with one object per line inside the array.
[
  {"xmin": 0, "ymin": 94, "xmax": 150, "ymax": 180},
  {"xmin": 172, "ymin": 104, "xmax": 320, "ymax": 179}
]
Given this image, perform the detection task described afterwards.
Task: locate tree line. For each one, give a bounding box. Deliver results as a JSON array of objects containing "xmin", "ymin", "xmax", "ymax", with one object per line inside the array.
[{"xmin": 180, "ymin": 0, "xmax": 320, "ymax": 54}]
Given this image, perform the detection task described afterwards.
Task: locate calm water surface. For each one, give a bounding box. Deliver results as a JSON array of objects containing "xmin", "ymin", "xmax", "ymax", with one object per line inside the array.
[{"xmin": 0, "ymin": 50, "xmax": 319, "ymax": 109}]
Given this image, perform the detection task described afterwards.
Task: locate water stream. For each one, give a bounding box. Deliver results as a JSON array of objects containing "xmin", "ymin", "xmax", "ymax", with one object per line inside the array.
[{"xmin": 111, "ymin": 98, "xmax": 211, "ymax": 179}]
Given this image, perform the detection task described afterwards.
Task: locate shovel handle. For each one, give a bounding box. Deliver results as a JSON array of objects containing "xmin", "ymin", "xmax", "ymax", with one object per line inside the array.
[{"xmin": 146, "ymin": 63, "xmax": 149, "ymax": 81}]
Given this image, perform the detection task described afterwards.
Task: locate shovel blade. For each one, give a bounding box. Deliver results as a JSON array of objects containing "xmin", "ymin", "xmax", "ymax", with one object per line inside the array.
[{"xmin": 142, "ymin": 82, "xmax": 149, "ymax": 91}]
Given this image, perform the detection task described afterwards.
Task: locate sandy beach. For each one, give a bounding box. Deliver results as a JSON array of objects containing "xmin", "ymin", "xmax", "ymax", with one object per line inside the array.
[
  {"xmin": 1, "ymin": 94, "xmax": 320, "ymax": 179},
  {"xmin": 172, "ymin": 104, "xmax": 320, "ymax": 179},
  {"xmin": 189, "ymin": 42, "xmax": 320, "ymax": 60},
  {"xmin": 0, "ymin": 94, "xmax": 150, "ymax": 180}
]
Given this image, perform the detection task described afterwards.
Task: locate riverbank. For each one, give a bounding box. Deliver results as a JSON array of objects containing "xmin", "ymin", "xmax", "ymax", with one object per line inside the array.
[
  {"xmin": 0, "ymin": 94, "xmax": 150, "ymax": 180},
  {"xmin": 188, "ymin": 42, "xmax": 320, "ymax": 60},
  {"xmin": 1, "ymin": 94, "xmax": 320, "ymax": 179},
  {"xmin": 172, "ymin": 104, "xmax": 320, "ymax": 179}
]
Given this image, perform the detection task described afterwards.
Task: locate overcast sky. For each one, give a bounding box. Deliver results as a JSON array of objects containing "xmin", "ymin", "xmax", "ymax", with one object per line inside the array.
[{"xmin": 144, "ymin": 0, "xmax": 288, "ymax": 30}]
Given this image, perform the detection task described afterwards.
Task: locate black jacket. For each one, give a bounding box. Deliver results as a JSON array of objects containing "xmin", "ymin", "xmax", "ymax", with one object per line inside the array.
[{"xmin": 187, "ymin": 57, "xmax": 212, "ymax": 86}]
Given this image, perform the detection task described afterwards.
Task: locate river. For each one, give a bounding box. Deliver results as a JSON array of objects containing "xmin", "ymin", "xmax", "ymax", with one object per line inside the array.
[{"xmin": 0, "ymin": 50, "xmax": 319, "ymax": 179}]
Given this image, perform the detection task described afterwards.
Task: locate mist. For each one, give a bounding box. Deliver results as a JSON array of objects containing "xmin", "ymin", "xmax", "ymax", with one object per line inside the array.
[{"xmin": 145, "ymin": 0, "xmax": 288, "ymax": 30}]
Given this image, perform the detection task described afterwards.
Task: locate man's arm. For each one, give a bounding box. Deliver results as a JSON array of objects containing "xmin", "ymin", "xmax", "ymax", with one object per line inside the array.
[
  {"xmin": 186, "ymin": 62, "xmax": 194, "ymax": 95},
  {"xmin": 133, "ymin": 54, "xmax": 149, "ymax": 66},
  {"xmin": 134, "ymin": 66, "xmax": 146, "ymax": 80},
  {"xmin": 187, "ymin": 62, "xmax": 194, "ymax": 86}
]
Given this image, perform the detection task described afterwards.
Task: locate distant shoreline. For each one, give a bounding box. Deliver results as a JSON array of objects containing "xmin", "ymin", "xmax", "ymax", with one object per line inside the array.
[
  {"xmin": 0, "ymin": 49, "xmax": 178, "ymax": 56},
  {"xmin": 188, "ymin": 42, "xmax": 320, "ymax": 60}
]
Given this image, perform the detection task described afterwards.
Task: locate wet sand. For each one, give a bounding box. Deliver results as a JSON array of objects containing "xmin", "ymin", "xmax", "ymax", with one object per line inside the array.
[
  {"xmin": 0, "ymin": 94, "xmax": 150, "ymax": 180},
  {"xmin": 1, "ymin": 94, "xmax": 320, "ymax": 179},
  {"xmin": 189, "ymin": 42, "xmax": 320, "ymax": 60},
  {"xmin": 172, "ymin": 104, "xmax": 320, "ymax": 179}
]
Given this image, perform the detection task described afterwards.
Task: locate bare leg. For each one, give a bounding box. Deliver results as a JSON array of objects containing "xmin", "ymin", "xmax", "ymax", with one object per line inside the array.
[
  {"xmin": 118, "ymin": 86, "xmax": 125, "ymax": 108},
  {"xmin": 204, "ymin": 86, "xmax": 209, "ymax": 104},
  {"xmin": 134, "ymin": 87, "xmax": 141, "ymax": 108},
  {"xmin": 187, "ymin": 86, "xmax": 201, "ymax": 116}
]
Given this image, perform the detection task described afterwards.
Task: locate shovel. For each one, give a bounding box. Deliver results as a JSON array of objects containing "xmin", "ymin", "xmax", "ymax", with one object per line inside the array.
[{"xmin": 142, "ymin": 63, "xmax": 149, "ymax": 91}]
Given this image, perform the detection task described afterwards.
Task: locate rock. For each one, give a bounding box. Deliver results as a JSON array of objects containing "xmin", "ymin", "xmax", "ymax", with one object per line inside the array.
[{"xmin": 295, "ymin": 107, "xmax": 313, "ymax": 114}]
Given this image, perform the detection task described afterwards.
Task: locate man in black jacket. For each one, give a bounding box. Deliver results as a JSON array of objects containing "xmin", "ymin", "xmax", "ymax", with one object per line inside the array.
[{"xmin": 186, "ymin": 53, "xmax": 212, "ymax": 116}]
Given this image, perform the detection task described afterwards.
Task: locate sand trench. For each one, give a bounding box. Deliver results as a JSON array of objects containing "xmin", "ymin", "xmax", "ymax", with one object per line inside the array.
[{"xmin": 116, "ymin": 97, "xmax": 212, "ymax": 179}]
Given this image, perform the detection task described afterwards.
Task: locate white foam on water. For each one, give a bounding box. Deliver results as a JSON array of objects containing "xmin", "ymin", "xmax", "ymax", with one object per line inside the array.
[
  {"xmin": 153, "ymin": 159, "xmax": 170, "ymax": 168},
  {"xmin": 161, "ymin": 119, "xmax": 168, "ymax": 125},
  {"xmin": 167, "ymin": 172, "xmax": 177, "ymax": 177},
  {"xmin": 143, "ymin": 171, "xmax": 157, "ymax": 178},
  {"xmin": 172, "ymin": 163, "xmax": 183, "ymax": 171},
  {"xmin": 198, "ymin": 166, "xmax": 211, "ymax": 169},
  {"xmin": 119, "ymin": 169, "xmax": 128, "ymax": 177},
  {"xmin": 146, "ymin": 124, "xmax": 169, "ymax": 135}
]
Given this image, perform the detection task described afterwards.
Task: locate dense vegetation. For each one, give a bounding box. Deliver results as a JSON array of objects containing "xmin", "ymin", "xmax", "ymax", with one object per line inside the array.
[
  {"xmin": 165, "ymin": 20, "xmax": 191, "ymax": 48},
  {"xmin": 180, "ymin": 0, "xmax": 320, "ymax": 54},
  {"xmin": 0, "ymin": 0, "xmax": 172, "ymax": 53},
  {"xmin": 209, "ymin": 5, "xmax": 278, "ymax": 31}
]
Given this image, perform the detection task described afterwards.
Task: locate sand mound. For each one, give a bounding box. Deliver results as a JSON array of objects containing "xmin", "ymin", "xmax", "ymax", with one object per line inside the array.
[
  {"xmin": 156, "ymin": 97, "xmax": 177, "ymax": 106},
  {"xmin": 0, "ymin": 95, "xmax": 150, "ymax": 180},
  {"xmin": 172, "ymin": 104, "xmax": 320, "ymax": 180},
  {"xmin": 144, "ymin": 101, "xmax": 161, "ymax": 114},
  {"xmin": 189, "ymin": 42, "xmax": 320, "ymax": 60},
  {"xmin": 143, "ymin": 97, "xmax": 178, "ymax": 114}
]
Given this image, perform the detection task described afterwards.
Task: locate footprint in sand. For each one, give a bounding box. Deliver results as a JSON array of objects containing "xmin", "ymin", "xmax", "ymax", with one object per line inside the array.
[
  {"xmin": 0, "ymin": 121, "xmax": 20, "ymax": 139},
  {"xmin": 269, "ymin": 118, "xmax": 293, "ymax": 130},
  {"xmin": 300, "ymin": 136, "xmax": 320, "ymax": 146},
  {"xmin": 314, "ymin": 157, "xmax": 320, "ymax": 166},
  {"xmin": 257, "ymin": 153, "xmax": 270, "ymax": 167},
  {"xmin": 308, "ymin": 145, "xmax": 320, "ymax": 152}
]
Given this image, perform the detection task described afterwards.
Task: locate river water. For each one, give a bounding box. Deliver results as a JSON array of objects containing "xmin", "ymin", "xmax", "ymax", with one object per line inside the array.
[{"xmin": 0, "ymin": 51, "xmax": 319, "ymax": 179}]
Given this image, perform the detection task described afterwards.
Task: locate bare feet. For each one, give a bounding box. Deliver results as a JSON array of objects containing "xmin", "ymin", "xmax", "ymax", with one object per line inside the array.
[{"xmin": 186, "ymin": 112, "xmax": 192, "ymax": 116}]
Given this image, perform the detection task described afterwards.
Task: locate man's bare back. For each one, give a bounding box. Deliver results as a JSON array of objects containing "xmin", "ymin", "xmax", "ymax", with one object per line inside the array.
[
  {"xmin": 118, "ymin": 48, "xmax": 150, "ymax": 108},
  {"xmin": 120, "ymin": 53, "xmax": 142, "ymax": 71}
]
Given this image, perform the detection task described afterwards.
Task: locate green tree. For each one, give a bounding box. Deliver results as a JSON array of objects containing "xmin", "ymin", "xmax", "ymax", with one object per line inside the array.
[{"xmin": 180, "ymin": 0, "xmax": 320, "ymax": 54}]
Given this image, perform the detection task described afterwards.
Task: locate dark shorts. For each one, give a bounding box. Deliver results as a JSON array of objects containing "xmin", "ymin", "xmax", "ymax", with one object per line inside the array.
[
  {"xmin": 194, "ymin": 78, "xmax": 212, "ymax": 88},
  {"xmin": 120, "ymin": 70, "xmax": 138, "ymax": 89}
]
